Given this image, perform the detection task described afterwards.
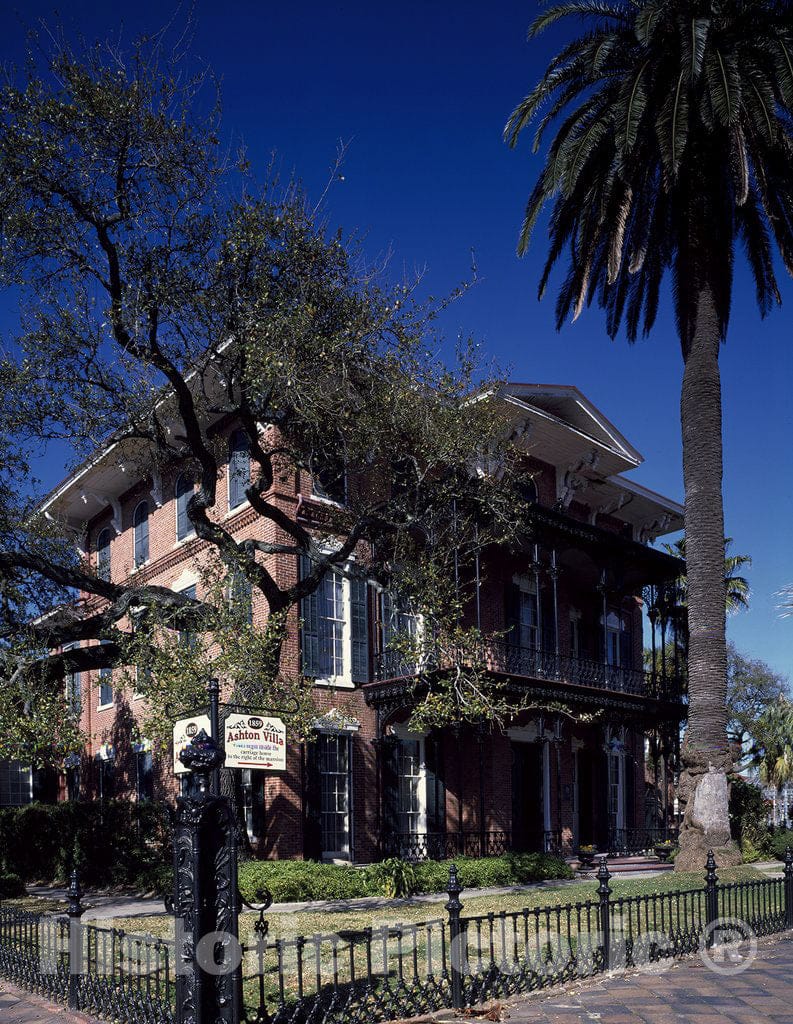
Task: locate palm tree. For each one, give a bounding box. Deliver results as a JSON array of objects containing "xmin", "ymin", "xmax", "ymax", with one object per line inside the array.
[
  {"xmin": 506, "ymin": 1, "xmax": 793, "ymax": 867},
  {"xmin": 754, "ymin": 698, "xmax": 793, "ymax": 824},
  {"xmin": 660, "ymin": 537, "xmax": 751, "ymax": 615}
]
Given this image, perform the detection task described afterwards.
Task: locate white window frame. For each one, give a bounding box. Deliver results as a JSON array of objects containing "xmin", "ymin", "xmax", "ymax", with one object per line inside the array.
[
  {"xmin": 315, "ymin": 729, "xmax": 353, "ymax": 861},
  {"xmin": 305, "ymin": 558, "xmax": 357, "ymax": 689},
  {"xmin": 391, "ymin": 724, "xmax": 429, "ymax": 836}
]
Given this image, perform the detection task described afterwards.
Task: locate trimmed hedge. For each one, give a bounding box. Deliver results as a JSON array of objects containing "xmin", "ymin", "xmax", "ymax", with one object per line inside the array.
[
  {"xmin": 238, "ymin": 853, "xmax": 573, "ymax": 904},
  {"xmin": 0, "ymin": 801, "xmax": 172, "ymax": 891}
]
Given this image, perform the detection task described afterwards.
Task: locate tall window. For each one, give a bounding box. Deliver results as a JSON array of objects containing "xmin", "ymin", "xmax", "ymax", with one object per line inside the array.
[
  {"xmin": 64, "ymin": 643, "xmax": 82, "ymax": 716},
  {"xmin": 602, "ymin": 610, "xmax": 632, "ymax": 669},
  {"xmin": 318, "ymin": 733, "xmax": 351, "ymax": 858},
  {"xmin": 98, "ymin": 756, "xmax": 115, "ymax": 802},
  {"xmin": 300, "ymin": 556, "xmax": 369, "ymax": 684},
  {"xmin": 99, "ymin": 666, "xmax": 113, "ymax": 707},
  {"xmin": 136, "ymin": 750, "xmax": 153, "ymax": 802},
  {"xmin": 228, "ymin": 429, "xmax": 250, "ymax": 510},
  {"xmin": 133, "ymin": 501, "xmax": 149, "ymax": 566},
  {"xmin": 379, "ymin": 591, "xmax": 420, "ymax": 676},
  {"xmin": 397, "ymin": 738, "xmax": 422, "ymax": 835},
  {"xmin": 230, "ymin": 570, "xmax": 253, "ymax": 626},
  {"xmin": 96, "ymin": 528, "xmax": 112, "ymax": 581},
  {"xmin": 175, "ymin": 473, "xmax": 195, "ymax": 541},
  {"xmin": 506, "ymin": 577, "xmax": 539, "ymax": 649}
]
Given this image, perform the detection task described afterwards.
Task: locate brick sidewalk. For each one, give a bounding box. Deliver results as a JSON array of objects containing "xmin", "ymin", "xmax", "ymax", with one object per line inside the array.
[
  {"xmin": 2, "ymin": 935, "xmax": 793, "ymax": 1024},
  {"xmin": 501, "ymin": 933, "xmax": 793, "ymax": 1023},
  {"xmin": 0, "ymin": 986, "xmax": 97, "ymax": 1024}
]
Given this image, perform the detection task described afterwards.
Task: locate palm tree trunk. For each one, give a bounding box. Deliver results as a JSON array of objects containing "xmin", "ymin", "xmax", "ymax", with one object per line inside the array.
[{"xmin": 675, "ymin": 281, "xmax": 740, "ymax": 869}]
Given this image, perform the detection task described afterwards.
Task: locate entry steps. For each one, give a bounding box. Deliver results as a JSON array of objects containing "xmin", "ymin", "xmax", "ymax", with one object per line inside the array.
[{"xmin": 572, "ymin": 854, "xmax": 674, "ymax": 876}]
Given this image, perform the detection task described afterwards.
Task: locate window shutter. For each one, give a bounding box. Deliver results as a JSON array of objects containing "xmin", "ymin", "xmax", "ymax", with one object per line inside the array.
[
  {"xmin": 229, "ymin": 430, "xmax": 250, "ymax": 509},
  {"xmin": 303, "ymin": 739, "xmax": 323, "ymax": 860},
  {"xmin": 350, "ymin": 577, "xmax": 369, "ymax": 684},
  {"xmin": 300, "ymin": 555, "xmax": 321, "ymax": 677}
]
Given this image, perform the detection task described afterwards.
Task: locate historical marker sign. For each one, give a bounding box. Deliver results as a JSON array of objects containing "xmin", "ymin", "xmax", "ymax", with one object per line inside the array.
[
  {"xmin": 224, "ymin": 714, "xmax": 287, "ymax": 771},
  {"xmin": 173, "ymin": 714, "xmax": 211, "ymax": 775}
]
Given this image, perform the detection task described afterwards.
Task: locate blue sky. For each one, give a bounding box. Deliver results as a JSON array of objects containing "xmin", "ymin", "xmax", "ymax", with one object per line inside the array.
[{"xmin": 2, "ymin": 1, "xmax": 791, "ymax": 677}]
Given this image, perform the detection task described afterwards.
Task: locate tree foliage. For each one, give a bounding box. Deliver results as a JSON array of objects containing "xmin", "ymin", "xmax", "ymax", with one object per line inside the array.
[{"xmin": 0, "ymin": 35, "xmax": 529, "ymax": 762}]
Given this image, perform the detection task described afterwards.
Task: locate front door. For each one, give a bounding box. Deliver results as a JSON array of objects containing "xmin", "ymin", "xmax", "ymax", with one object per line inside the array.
[
  {"xmin": 511, "ymin": 742, "xmax": 544, "ymax": 852},
  {"xmin": 577, "ymin": 749, "xmax": 594, "ymax": 846}
]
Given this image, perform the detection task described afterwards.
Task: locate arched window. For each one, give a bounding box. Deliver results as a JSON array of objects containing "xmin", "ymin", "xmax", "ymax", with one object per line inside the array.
[
  {"xmin": 175, "ymin": 473, "xmax": 195, "ymax": 541},
  {"xmin": 228, "ymin": 429, "xmax": 250, "ymax": 510},
  {"xmin": 96, "ymin": 528, "xmax": 112, "ymax": 581},
  {"xmin": 133, "ymin": 501, "xmax": 149, "ymax": 567}
]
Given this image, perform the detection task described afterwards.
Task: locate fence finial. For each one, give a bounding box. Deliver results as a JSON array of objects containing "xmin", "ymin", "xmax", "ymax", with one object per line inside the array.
[
  {"xmin": 67, "ymin": 869, "xmax": 82, "ymax": 918},
  {"xmin": 596, "ymin": 856, "xmax": 611, "ymax": 897},
  {"xmin": 705, "ymin": 849, "xmax": 718, "ymax": 887}
]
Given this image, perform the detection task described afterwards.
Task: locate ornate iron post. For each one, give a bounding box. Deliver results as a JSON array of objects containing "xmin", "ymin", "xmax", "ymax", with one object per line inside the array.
[
  {"xmin": 596, "ymin": 856, "xmax": 611, "ymax": 972},
  {"xmin": 446, "ymin": 864, "xmax": 464, "ymax": 1010},
  {"xmin": 173, "ymin": 728, "xmax": 242, "ymax": 1024},
  {"xmin": 705, "ymin": 850, "xmax": 719, "ymax": 948},
  {"xmin": 66, "ymin": 869, "xmax": 83, "ymax": 1011},
  {"xmin": 784, "ymin": 847, "xmax": 793, "ymax": 930}
]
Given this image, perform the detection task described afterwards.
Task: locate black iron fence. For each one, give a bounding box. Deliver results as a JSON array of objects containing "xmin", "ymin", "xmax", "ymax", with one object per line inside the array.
[
  {"xmin": 0, "ymin": 873, "xmax": 175, "ymax": 1024},
  {"xmin": 1, "ymin": 852, "xmax": 790, "ymax": 1024}
]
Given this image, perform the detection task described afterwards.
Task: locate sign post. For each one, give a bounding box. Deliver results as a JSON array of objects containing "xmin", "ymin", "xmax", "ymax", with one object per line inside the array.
[
  {"xmin": 173, "ymin": 715, "xmax": 211, "ymax": 776},
  {"xmin": 224, "ymin": 714, "xmax": 287, "ymax": 771}
]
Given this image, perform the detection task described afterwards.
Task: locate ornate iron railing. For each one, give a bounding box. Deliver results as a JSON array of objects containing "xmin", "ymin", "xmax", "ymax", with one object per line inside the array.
[
  {"xmin": 383, "ymin": 830, "xmax": 514, "ymax": 862},
  {"xmin": 607, "ymin": 826, "xmax": 680, "ymax": 855},
  {"xmin": 375, "ymin": 643, "xmax": 684, "ymax": 702}
]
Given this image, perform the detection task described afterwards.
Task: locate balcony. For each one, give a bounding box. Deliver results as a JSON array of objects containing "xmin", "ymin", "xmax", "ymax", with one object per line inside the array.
[{"xmin": 373, "ymin": 642, "xmax": 685, "ymax": 704}]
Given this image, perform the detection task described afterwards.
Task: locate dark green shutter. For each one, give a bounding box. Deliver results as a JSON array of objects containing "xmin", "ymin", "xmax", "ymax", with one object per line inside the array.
[
  {"xmin": 300, "ymin": 555, "xmax": 321, "ymax": 677},
  {"xmin": 303, "ymin": 739, "xmax": 323, "ymax": 860},
  {"xmin": 350, "ymin": 578, "xmax": 369, "ymax": 684},
  {"xmin": 505, "ymin": 583, "xmax": 521, "ymax": 646}
]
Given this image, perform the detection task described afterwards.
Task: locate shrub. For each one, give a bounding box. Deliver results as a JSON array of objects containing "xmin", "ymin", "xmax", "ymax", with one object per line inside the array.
[
  {"xmin": 238, "ymin": 852, "xmax": 572, "ymax": 904},
  {"xmin": 366, "ymin": 858, "xmax": 417, "ymax": 898},
  {"xmin": 0, "ymin": 801, "xmax": 172, "ymax": 889},
  {"xmin": 0, "ymin": 872, "xmax": 25, "ymax": 898},
  {"xmin": 238, "ymin": 860, "xmax": 370, "ymax": 904},
  {"xmin": 729, "ymin": 777, "xmax": 772, "ymax": 857}
]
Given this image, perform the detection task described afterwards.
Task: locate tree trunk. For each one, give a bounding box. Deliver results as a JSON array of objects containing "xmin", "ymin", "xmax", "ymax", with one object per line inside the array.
[{"xmin": 674, "ymin": 282, "xmax": 740, "ymax": 870}]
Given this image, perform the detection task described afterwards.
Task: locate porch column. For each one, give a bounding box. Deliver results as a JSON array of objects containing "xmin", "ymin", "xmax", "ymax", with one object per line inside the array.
[
  {"xmin": 598, "ymin": 570, "xmax": 608, "ymax": 675},
  {"xmin": 549, "ymin": 549, "xmax": 560, "ymax": 664},
  {"xmin": 532, "ymin": 543, "xmax": 543, "ymax": 651},
  {"xmin": 477, "ymin": 723, "xmax": 486, "ymax": 857}
]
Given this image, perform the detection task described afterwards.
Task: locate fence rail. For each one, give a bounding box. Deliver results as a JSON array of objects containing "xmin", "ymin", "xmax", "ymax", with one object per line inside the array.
[{"xmin": 1, "ymin": 853, "xmax": 791, "ymax": 1024}]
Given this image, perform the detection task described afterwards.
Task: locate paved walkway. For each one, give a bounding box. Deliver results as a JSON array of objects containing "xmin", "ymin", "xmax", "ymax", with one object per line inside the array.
[
  {"xmin": 0, "ymin": 986, "xmax": 97, "ymax": 1024},
  {"xmin": 500, "ymin": 933, "xmax": 793, "ymax": 1023},
  {"xmin": 3, "ymin": 933, "xmax": 793, "ymax": 1024}
]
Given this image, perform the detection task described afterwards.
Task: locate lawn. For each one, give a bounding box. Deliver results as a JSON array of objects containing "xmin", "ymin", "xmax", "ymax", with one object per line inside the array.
[{"xmin": 98, "ymin": 864, "xmax": 769, "ymax": 943}]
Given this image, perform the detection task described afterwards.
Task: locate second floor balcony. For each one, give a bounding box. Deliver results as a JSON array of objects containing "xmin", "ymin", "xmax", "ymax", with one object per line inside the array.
[{"xmin": 374, "ymin": 640, "xmax": 686, "ymax": 706}]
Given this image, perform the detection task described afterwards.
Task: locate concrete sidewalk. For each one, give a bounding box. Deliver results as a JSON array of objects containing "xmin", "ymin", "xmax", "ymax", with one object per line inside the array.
[{"xmin": 0, "ymin": 986, "xmax": 97, "ymax": 1024}]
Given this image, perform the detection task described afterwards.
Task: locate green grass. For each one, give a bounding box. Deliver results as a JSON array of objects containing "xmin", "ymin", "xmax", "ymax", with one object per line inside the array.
[{"xmin": 108, "ymin": 864, "xmax": 768, "ymax": 943}]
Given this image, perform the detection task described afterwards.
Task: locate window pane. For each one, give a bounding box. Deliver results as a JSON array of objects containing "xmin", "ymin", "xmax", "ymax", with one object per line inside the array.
[
  {"xmin": 229, "ymin": 430, "xmax": 250, "ymax": 509},
  {"xmin": 133, "ymin": 502, "xmax": 149, "ymax": 566},
  {"xmin": 96, "ymin": 529, "xmax": 111, "ymax": 581},
  {"xmin": 175, "ymin": 474, "xmax": 194, "ymax": 540},
  {"xmin": 319, "ymin": 734, "xmax": 350, "ymax": 857}
]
